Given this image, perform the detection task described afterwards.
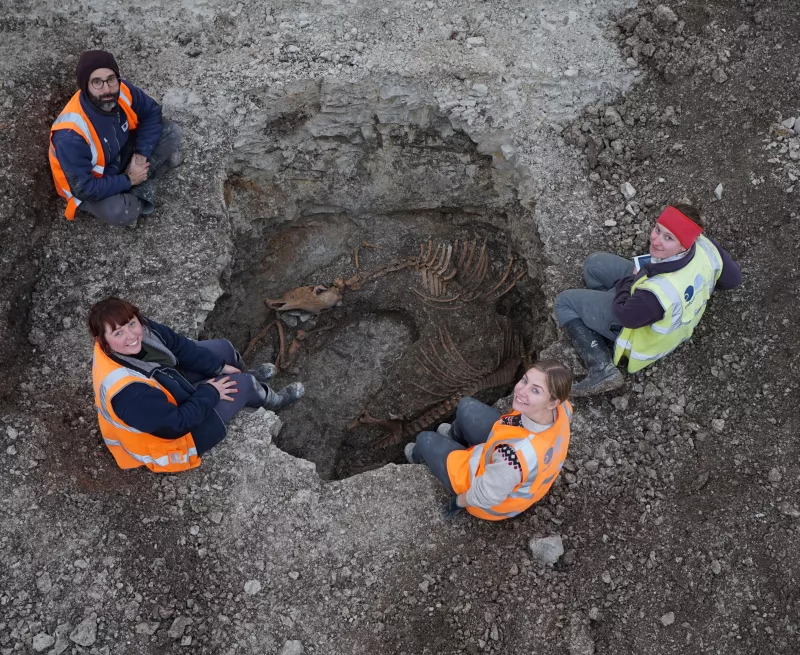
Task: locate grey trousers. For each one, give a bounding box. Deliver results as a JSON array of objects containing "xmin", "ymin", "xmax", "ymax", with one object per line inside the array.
[
  {"xmin": 553, "ymin": 252, "xmax": 634, "ymax": 342},
  {"xmin": 412, "ymin": 397, "xmax": 501, "ymax": 494},
  {"xmin": 183, "ymin": 339, "xmax": 266, "ymax": 428},
  {"xmin": 79, "ymin": 120, "xmax": 183, "ymax": 227}
]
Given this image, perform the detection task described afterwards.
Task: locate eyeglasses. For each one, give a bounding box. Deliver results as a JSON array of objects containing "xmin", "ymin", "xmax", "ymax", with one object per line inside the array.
[{"xmin": 90, "ymin": 75, "xmax": 119, "ymax": 90}]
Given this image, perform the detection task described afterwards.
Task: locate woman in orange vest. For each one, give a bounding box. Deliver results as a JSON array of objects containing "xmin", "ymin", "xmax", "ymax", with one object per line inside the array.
[
  {"xmin": 88, "ymin": 297, "xmax": 305, "ymax": 472},
  {"xmin": 405, "ymin": 360, "xmax": 573, "ymax": 521}
]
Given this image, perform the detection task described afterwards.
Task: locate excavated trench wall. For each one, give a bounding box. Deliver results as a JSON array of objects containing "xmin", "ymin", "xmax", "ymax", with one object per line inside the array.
[{"xmin": 203, "ymin": 78, "xmax": 551, "ymax": 479}]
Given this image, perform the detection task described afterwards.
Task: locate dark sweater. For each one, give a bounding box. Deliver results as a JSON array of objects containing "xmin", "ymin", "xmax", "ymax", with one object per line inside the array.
[
  {"xmin": 109, "ymin": 320, "xmax": 225, "ymax": 443},
  {"xmin": 613, "ymin": 237, "xmax": 741, "ymax": 329}
]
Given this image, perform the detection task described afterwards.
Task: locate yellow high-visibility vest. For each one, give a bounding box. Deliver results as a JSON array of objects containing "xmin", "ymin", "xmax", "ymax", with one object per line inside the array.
[{"xmin": 614, "ymin": 235, "xmax": 723, "ymax": 373}]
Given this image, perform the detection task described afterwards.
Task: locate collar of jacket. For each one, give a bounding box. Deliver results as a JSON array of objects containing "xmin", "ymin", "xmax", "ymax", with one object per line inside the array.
[
  {"xmin": 637, "ymin": 242, "xmax": 697, "ymax": 281},
  {"xmin": 108, "ymin": 321, "xmax": 178, "ymax": 376}
]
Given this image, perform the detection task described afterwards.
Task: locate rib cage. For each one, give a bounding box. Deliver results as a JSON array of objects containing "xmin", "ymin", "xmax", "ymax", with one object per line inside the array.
[{"xmin": 359, "ymin": 325, "xmax": 522, "ymax": 448}]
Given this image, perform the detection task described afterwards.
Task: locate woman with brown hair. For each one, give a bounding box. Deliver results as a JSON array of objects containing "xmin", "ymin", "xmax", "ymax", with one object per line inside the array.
[
  {"xmin": 405, "ymin": 360, "xmax": 574, "ymax": 521},
  {"xmin": 88, "ymin": 297, "xmax": 304, "ymax": 472}
]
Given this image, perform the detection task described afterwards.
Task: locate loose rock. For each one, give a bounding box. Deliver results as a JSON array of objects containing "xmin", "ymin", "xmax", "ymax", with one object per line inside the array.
[
  {"xmin": 529, "ymin": 535, "xmax": 564, "ymax": 565},
  {"xmin": 69, "ymin": 615, "xmax": 97, "ymax": 647}
]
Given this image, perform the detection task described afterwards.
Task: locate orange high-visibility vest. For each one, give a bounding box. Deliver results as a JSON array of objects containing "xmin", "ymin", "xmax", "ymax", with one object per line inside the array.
[
  {"xmin": 49, "ymin": 83, "xmax": 139, "ymax": 220},
  {"xmin": 446, "ymin": 402, "xmax": 573, "ymax": 521},
  {"xmin": 92, "ymin": 342, "xmax": 201, "ymax": 473}
]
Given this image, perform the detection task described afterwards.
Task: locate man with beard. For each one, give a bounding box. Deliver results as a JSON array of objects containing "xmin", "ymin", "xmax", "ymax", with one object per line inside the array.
[{"xmin": 49, "ymin": 50, "xmax": 182, "ymax": 225}]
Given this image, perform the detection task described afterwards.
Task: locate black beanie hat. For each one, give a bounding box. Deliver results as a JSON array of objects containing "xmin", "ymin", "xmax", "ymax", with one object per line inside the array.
[{"xmin": 76, "ymin": 50, "xmax": 120, "ymax": 95}]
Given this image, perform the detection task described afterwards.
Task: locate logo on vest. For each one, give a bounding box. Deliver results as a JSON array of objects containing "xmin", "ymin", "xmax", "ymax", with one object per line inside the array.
[
  {"xmin": 683, "ymin": 285, "xmax": 694, "ymax": 303},
  {"xmin": 543, "ymin": 447, "xmax": 553, "ymax": 466},
  {"xmin": 121, "ymin": 120, "xmax": 129, "ymax": 132}
]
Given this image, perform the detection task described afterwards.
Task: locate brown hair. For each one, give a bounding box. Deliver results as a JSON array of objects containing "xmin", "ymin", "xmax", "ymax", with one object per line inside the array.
[
  {"xmin": 672, "ymin": 203, "xmax": 705, "ymax": 228},
  {"xmin": 87, "ymin": 297, "xmax": 144, "ymax": 350},
  {"xmin": 528, "ymin": 359, "xmax": 573, "ymax": 403}
]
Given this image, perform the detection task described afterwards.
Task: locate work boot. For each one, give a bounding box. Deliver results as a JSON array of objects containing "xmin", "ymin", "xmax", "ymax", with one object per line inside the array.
[
  {"xmin": 261, "ymin": 382, "xmax": 305, "ymax": 410},
  {"xmin": 129, "ymin": 179, "xmax": 156, "ymax": 215},
  {"xmin": 250, "ymin": 363, "xmax": 278, "ymax": 383},
  {"xmin": 563, "ymin": 319, "xmax": 624, "ymax": 397},
  {"xmin": 437, "ymin": 423, "xmax": 452, "ymax": 438}
]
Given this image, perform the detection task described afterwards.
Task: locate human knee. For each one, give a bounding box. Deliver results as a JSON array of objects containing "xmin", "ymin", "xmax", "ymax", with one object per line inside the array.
[
  {"xmin": 583, "ymin": 252, "xmax": 607, "ymax": 287},
  {"xmin": 99, "ymin": 196, "xmax": 140, "ymax": 226},
  {"xmin": 554, "ymin": 290, "xmax": 579, "ymax": 326},
  {"xmin": 414, "ymin": 431, "xmax": 439, "ymax": 460},
  {"xmin": 160, "ymin": 120, "xmax": 183, "ymax": 150}
]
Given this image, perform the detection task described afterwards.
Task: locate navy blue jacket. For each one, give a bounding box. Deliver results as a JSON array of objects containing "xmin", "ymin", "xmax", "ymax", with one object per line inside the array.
[
  {"xmin": 109, "ymin": 320, "xmax": 226, "ymax": 446},
  {"xmin": 614, "ymin": 236, "xmax": 742, "ymax": 328},
  {"xmin": 51, "ymin": 80, "xmax": 163, "ymax": 202}
]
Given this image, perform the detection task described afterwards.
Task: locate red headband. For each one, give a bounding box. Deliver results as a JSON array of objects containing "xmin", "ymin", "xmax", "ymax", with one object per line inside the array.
[{"xmin": 656, "ymin": 206, "xmax": 703, "ymax": 249}]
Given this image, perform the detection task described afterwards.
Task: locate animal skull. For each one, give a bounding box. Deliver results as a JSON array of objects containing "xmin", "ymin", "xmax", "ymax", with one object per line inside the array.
[{"xmin": 264, "ymin": 285, "xmax": 343, "ymax": 314}]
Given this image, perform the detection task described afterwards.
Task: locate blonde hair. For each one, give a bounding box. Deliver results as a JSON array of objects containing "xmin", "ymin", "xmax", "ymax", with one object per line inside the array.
[{"xmin": 528, "ymin": 359, "xmax": 573, "ymax": 403}]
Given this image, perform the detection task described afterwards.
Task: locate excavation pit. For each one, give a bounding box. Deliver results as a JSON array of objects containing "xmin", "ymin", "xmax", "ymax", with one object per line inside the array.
[{"xmin": 202, "ymin": 78, "xmax": 549, "ymax": 479}]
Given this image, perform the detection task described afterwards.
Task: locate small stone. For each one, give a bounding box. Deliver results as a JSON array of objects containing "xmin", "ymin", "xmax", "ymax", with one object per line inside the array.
[
  {"xmin": 466, "ymin": 36, "xmax": 485, "ymax": 46},
  {"xmin": 711, "ymin": 560, "xmax": 722, "ymax": 575},
  {"xmin": 418, "ymin": 580, "xmax": 430, "ymax": 593},
  {"xmin": 168, "ymin": 616, "xmax": 192, "ymax": 639},
  {"xmin": 712, "ymin": 68, "xmax": 728, "ymax": 84},
  {"xmin": 611, "ymin": 396, "xmax": 629, "ymax": 411},
  {"xmin": 583, "ymin": 459, "xmax": 600, "ymax": 474},
  {"xmin": 209, "ymin": 510, "xmax": 223, "ymax": 524},
  {"xmin": 779, "ymin": 502, "xmax": 800, "ymax": 518},
  {"xmin": 768, "ymin": 467, "xmax": 782, "ymax": 483},
  {"xmin": 288, "ymin": 571, "xmax": 300, "ymax": 580},
  {"xmin": 528, "ymin": 535, "xmax": 564, "ymax": 565},
  {"xmin": 244, "ymin": 579, "xmax": 262, "ymax": 595},
  {"xmin": 36, "ymin": 572, "xmax": 52, "ymax": 594},
  {"xmin": 135, "ymin": 622, "xmax": 160, "ymax": 636},
  {"xmin": 652, "ymin": 5, "xmax": 678, "ymax": 28},
  {"xmin": 714, "ymin": 183, "xmax": 723, "ymax": 200},
  {"xmin": 600, "ymin": 571, "xmax": 612, "ymax": 584},
  {"xmin": 711, "ymin": 419, "xmax": 725, "ymax": 433},
  {"xmin": 32, "ymin": 633, "xmax": 55, "ymax": 652},
  {"xmin": 470, "ymin": 83, "xmax": 488, "ymax": 96},
  {"xmin": 604, "ymin": 219, "xmax": 617, "ymax": 227},
  {"xmin": 279, "ymin": 640, "xmax": 305, "ymax": 655},
  {"xmin": 7, "ymin": 426, "xmax": 18, "ymax": 439},
  {"xmin": 781, "ymin": 117, "xmax": 796, "ymax": 129},
  {"xmin": 660, "ymin": 612, "xmax": 675, "ymax": 626},
  {"xmin": 620, "ymin": 182, "xmax": 636, "ymax": 200},
  {"xmin": 69, "ymin": 614, "xmax": 97, "ymax": 647}
]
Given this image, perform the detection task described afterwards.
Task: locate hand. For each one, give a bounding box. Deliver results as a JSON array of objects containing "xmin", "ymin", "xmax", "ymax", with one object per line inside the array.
[
  {"xmin": 441, "ymin": 496, "xmax": 464, "ymax": 521},
  {"xmin": 125, "ymin": 156, "xmax": 150, "ymax": 185},
  {"xmin": 206, "ymin": 376, "xmax": 238, "ymax": 402},
  {"xmin": 221, "ymin": 364, "xmax": 242, "ymax": 375}
]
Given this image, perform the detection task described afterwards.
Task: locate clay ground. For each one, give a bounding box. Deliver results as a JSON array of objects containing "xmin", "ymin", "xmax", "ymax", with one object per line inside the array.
[{"xmin": 1, "ymin": 0, "xmax": 799, "ymax": 654}]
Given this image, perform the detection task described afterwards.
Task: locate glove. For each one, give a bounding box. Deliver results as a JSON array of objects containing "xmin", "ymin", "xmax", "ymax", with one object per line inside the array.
[{"xmin": 441, "ymin": 496, "xmax": 463, "ymax": 521}]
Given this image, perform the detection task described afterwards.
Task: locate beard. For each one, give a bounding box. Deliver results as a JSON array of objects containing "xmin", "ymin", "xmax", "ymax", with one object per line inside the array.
[{"xmin": 88, "ymin": 88, "xmax": 120, "ymax": 112}]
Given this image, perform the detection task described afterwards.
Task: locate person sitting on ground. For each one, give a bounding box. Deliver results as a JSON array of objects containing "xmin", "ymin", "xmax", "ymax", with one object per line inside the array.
[
  {"xmin": 405, "ymin": 360, "xmax": 573, "ymax": 521},
  {"xmin": 88, "ymin": 297, "xmax": 305, "ymax": 473},
  {"xmin": 554, "ymin": 203, "xmax": 742, "ymax": 396},
  {"xmin": 49, "ymin": 50, "xmax": 182, "ymax": 226}
]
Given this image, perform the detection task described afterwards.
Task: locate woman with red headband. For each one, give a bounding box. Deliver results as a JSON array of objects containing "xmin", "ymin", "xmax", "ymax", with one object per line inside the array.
[{"xmin": 554, "ymin": 204, "xmax": 741, "ymax": 395}]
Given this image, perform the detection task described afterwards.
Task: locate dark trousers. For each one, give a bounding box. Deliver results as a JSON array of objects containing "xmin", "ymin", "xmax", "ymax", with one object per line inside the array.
[
  {"xmin": 553, "ymin": 252, "xmax": 634, "ymax": 341},
  {"xmin": 183, "ymin": 339, "xmax": 265, "ymax": 454},
  {"xmin": 79, "ymin": 120, "xmax": 182, "ymax": 227},
  {"xmin": 411, "ymin": 397, "xmax": 500, "ymax": 494}
]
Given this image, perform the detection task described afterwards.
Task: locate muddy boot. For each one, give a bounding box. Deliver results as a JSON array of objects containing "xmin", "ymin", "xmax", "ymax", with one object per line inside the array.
[
  {"xmin": 129, "ymin": 179, "xmax": 156, "ymax": 215},
  {"xmin": 250, "ymin": 363, "xmax": 278, "ymax": 383},
  {"xmin": 564, "ymin": 319, "xmax": 624, "ymax": 397},
  {"xmin": 404, "ymin": 443, "xmax": 417, "ymax": 464},
  {"xmin": 261, "ymin": 382, "xmax": 305, "ymax": 410}
]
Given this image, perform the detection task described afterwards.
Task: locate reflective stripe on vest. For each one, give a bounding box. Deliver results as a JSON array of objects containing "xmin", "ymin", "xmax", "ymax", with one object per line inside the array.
[
  {"xmin": 50, "ymin": 83, "xmax": 139, "ymax": 219},
  {"xmin": 92, "ymin": 342, "xmax": 201, "ymax": 472},
  {"xmin": 447, "ymin": 403, "xmax": 572, "ymax": 521},
  {"xmin": 51, "ymin": 111, "xmax": 105, "ymax": 174},
  {"xmin": 613, "ymin": 235, "xmax": 723, "ymax": 373}
]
